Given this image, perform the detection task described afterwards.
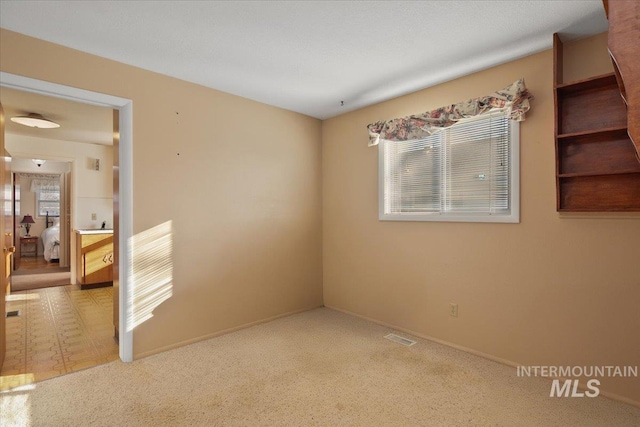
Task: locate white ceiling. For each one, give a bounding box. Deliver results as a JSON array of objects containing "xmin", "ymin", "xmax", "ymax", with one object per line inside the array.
[
  {"xmin": 0, "ymin": 1, "xmax": 607, "ymax": 119},
  {"xmin": 0, "ymin": 87, "xmax": 113, "ymax": 145}
]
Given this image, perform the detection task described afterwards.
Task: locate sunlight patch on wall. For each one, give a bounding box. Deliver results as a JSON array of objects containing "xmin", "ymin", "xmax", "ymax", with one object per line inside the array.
[{"xmin": 127, "ymin": 220, "xmax": 173, "ymax": 332}]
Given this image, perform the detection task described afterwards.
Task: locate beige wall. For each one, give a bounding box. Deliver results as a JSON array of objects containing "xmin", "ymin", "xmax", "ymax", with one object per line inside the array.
[
  {"xmin": 322, "ymin": 33, "xmax": 640, "ymax": 404},
  {"xmin": 0, "ymin": 29, "xmax": 323, "ymax": 357}
]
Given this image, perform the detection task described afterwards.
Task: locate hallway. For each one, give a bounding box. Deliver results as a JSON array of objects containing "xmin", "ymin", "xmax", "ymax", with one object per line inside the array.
[{"xmin": 1, "ymin": 285, "xmax": 118, "ymax": 390}]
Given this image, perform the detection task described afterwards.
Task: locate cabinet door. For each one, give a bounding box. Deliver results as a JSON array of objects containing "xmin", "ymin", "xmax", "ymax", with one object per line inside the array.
[
  {"xmin": 83, "ymin": 246, "xmax": 113, "ymax": 284},
  {"xmin": 80, "ymin": 234, "xmax": 114, "ymax": 285}
]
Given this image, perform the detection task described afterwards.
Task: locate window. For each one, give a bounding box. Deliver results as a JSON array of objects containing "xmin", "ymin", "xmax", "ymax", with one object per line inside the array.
[
  {"xmin": 379, "ymin": 110, "xmax": 519, "ymax": 222},
  {"xmin": 37, "ymin": 186, "xmax": 60, "ymax": 217}
]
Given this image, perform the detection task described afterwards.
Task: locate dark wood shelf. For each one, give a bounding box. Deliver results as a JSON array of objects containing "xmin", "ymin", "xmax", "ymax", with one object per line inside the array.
[
  {"xmin": 558, "ymin": 174, "xmax": 640, "ymax": 211},
  {"xmin": 557, "ymin": 126, "xmax": 628, "ymax": 141},
  {"xmin": 555, "ymin": 72, "xmax": 617, "ymax": 94},
  {"xmin": 558, "ymin": 207, "xmax": 640, "ymax": 213},
  {"xmin": 559, "ymin": 170, "xmax": 640, "ymax": 178},
  {"xmin": 553, "ymin": 32, "xmax": 640, "ymax": 212},
  {"xmin": 557, "ymin": 130, "xmax": 640, "ymax": 176},
  {"xmin": 557, "ymin": 83, "xmax": 627, "ymax": 135}
]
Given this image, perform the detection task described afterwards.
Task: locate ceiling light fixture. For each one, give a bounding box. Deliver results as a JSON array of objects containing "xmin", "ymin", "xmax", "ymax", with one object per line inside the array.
[
  {"xmin": 32, "ymin": 159, "xmax": 47, "ymax": 167},
  {"xmin": 11, "ymin": 113, "xmax": 60, "ymax": 129}
]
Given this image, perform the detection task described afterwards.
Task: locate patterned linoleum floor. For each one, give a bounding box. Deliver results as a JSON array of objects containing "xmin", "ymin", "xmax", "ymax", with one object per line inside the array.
[{"xmin": 1, "ymin": 285, "xmax": 119, "ymax": 390}]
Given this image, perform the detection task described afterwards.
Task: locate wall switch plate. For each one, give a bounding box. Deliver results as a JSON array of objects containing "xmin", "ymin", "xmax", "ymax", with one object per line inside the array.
[
  {"xmin": 91, "ymin": 213, "xmax": 97, "ymax": 220},
  {"xmin": 449, "ymin": 303, "xmax": 458, "ymax": 317}
]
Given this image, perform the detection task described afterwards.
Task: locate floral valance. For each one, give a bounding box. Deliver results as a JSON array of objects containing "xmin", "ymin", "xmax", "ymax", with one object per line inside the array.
[
  {"xmin": 367, "ymin": 79, "xmax": 533, "ymax": 147},
  {"xmin": 30, "ymin": 179, "xmax": 60, "ymax": 193}
]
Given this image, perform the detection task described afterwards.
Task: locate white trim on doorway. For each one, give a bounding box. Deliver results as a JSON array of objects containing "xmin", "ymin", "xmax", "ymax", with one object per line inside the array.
[{"xmin": 0, "ymin": 71, "xmax": 134, "ymax": 362}]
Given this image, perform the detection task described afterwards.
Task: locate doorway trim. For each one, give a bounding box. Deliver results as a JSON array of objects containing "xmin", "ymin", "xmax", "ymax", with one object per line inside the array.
[{"xmin": 0, "ymin": 71, "xmax": 134, "ymax": 362}]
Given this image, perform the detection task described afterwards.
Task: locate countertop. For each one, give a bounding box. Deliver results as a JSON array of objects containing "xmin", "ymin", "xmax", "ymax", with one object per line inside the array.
[{"xmin": 75, "ymin": 229, "xmax": 114, "ymax": 235}]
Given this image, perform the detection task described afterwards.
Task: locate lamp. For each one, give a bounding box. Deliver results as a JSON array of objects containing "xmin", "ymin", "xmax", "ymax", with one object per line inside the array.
[
  {"xmin": 11, "ymin": 113, "xmax": 60, "ymax": 129},
  {"xmin": 21, "ymin": 215, "xmax": 36, "ymax": 236},
  {"xmin": 32, "ymin": 159, "xmax": 47, "ymax": 167}
]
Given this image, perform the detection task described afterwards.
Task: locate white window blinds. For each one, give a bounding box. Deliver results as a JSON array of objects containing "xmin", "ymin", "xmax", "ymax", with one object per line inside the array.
[
  {"xmin": 444, "ymin": 113, "xmax": 510, "ymax": 213},
  {"xmin": 380, "ymin": 110, "xmax": 518, "ymax": 222},
  {"xmin": 383, "ymin": 133, "xmax": 443, "ymax": 213}
]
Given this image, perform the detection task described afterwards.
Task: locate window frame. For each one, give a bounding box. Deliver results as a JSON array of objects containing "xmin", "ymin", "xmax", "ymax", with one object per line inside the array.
[
  {"xmin": 36, "ymin": 186, "xmax": 61, "ymax": 218},
  {"xmin": 378, "ymin": 113, "xmax": 520, "ymax": 223}
]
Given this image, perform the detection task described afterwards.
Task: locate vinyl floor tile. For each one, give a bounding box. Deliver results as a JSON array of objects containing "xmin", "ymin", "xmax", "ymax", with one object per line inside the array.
[{"xmin": 1, "ymin": 284, "xmax": 118, "ymax": 391}]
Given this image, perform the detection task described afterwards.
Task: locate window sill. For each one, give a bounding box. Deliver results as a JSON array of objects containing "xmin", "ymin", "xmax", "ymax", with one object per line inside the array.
[{"xmin": 379, "ymin": 212, "xmax": 519, "ymax": 223}]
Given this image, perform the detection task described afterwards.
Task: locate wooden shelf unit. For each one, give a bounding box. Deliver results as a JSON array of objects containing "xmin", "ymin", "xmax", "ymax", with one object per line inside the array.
[{"xmin": 553, "ymin": 34, "xmax": 640, "ymax": 212}]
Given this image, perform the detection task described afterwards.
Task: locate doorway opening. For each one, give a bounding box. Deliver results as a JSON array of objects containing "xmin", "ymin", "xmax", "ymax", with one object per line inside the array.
[
  {"xmin": 11, "ymin": 165, "xmax": 73, "ymax": 295},
  {"xmin": 0, "ymin": 72, "xmax": 133, "ymax": 372},
  {"xmin": 1, "ymin": 88, "xmax": 118, "ymax": 388},
  {"xmin": 13, "ymin": 166, "xmax": 70, "ymax": 272}
]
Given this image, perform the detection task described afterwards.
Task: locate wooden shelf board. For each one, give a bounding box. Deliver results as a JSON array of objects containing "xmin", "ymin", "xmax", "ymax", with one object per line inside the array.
[
  {"xmin": 558, "ymin": 173, "xmax": 640, "ymax": 211},
  {"xmin": 555, "ymin": 72, "xmax": 617, "ymax": 94},
  {"xmin": 557, "ymin": 131, "xmax": 640, "ymax": 176},
  {"xmin": 558, "ymin": 84, "xmax": 627, "ymax": 135},
  {"xmin": 556, "ymin": 126, "xmax": 628, "ymax": 140},
  {"xmin": 559, "ymin": 170, "xmax": 640, "ymax": 178},
  {"xmin": 558, "ymin": 207, "xmax": 640, "ymax": 212}
]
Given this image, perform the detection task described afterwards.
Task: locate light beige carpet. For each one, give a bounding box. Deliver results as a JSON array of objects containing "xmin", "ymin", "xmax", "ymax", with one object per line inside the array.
[
  {"xmin": 1, "ymin": 308, "xmax": 638, "ymax": 426},
  {"xmin": 11, "ymin": 271, "xmax": 71, "ymax": 292}
]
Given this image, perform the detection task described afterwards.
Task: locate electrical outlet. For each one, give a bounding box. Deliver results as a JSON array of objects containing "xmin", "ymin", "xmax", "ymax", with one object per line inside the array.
[
  {"xmin": 91, "ymin": 213, "xmax": 97, "ymax": 220},
  {"xmin": 449, "ymin": 303, "xmax": 458, "ymax": 317}
]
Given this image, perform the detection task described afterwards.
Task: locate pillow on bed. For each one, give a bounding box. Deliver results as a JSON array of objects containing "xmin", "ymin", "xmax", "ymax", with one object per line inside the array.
[{"xmin": 53, "ymin": 217, "xmax": 60, "ymax": 227}]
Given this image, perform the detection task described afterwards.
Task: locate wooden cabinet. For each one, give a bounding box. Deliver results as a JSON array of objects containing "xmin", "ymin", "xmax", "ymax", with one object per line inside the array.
[
  {"xmin": 75, "ymin": 231, "xmax": 113, "ymax": 288},
  {"xmin": 553, "ymin": 34, "xmax": 640, "ymax": 211}
]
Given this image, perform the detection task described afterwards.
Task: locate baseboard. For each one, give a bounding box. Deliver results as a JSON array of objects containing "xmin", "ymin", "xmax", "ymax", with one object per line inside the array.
[
  {"xmin": 325, "ymin": 305, "xmax": 640, "ymax": 409},
  {"xmin": 134, "ymin": 304, "xmax": 323, "ymax": 360}
]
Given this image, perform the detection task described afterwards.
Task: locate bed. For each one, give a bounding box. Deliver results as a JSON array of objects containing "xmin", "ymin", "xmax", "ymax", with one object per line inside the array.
[{"xmin": 42, "ymin": 214, "xmax": 60, "ymax": 262}]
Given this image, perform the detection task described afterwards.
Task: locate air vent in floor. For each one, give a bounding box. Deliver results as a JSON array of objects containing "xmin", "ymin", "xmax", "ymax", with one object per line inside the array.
[{"xmin": 384, "ymin": 333, "xmax": 416, "ymax": 346}]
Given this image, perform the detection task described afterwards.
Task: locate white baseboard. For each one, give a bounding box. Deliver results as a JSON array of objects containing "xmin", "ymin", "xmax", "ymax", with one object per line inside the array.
[{"xmin": 134, "ymin": 304, "xmax": 323, "ymax": 360}]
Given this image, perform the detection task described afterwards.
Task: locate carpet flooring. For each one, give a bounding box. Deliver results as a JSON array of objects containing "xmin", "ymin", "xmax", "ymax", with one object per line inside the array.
[
  {"xmin": 11, "ymin": 271, "xmax": 72, "ymax": 292},
  {"xmin": 1, "ymin": 308, "xmax": 639, "ymax": 426}
]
